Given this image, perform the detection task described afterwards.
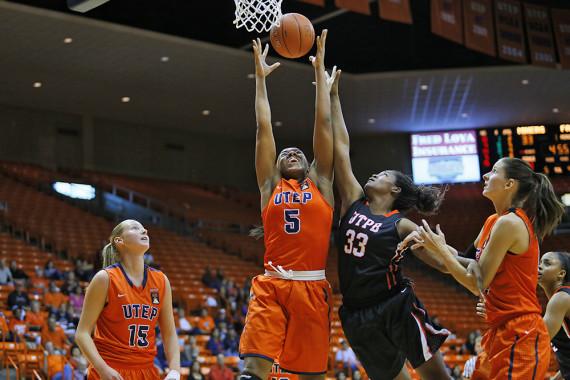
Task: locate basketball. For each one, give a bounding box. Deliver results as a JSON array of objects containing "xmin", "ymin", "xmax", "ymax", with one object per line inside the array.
[{"xmin": 270, "ymin": 13, "xmax": 315, "ymax": 59}]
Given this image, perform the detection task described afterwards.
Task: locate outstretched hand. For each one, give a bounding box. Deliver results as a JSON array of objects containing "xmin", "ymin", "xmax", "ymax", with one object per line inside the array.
[
  {"xmin": 313, "ymin": 66, "xmax": 341, "ymax": 93},
  {"xmin": 309, "ymin": 29, "xmax": 328, "ymax": 70},
  {"xmin": 253, "ymin": 38, "xmax": 280, "ymax": 78},
  {"xmin": 416, "ymin": 220, "xmax": 448, "ymax": 256}
]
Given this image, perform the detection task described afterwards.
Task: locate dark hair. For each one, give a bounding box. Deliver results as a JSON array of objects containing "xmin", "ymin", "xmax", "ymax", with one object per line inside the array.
[
  {"xmin": 501, "ymin": 158, "xmax": 565, "ymax": 239},
  {"xmin": 554, "ymin": 251, "xmax": 570, "ymax": 284},
  {"xmin": 391, "ymin": 171, "xmax": 446, "ymax": 215}
]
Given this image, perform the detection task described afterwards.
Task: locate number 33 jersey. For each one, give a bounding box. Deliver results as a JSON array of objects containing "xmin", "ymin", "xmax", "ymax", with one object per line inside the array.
[
  {"xmin": 262, "ymin": 178, "xmax": 333, "ymax": 271},
  {"xmin": 93, "ymin": 263, "xmax": 165, "ymax": 369},
  {"xmin": 338, "ymin": 199, "xmax": 406, "ymax": 309}
]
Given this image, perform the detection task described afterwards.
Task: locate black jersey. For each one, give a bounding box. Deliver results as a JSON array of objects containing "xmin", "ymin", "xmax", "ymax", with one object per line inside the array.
[
  {"xmin": 337, "ymin": 198, "xmax": 408, "ymax": 309},
  {"xmin": 552, "ymin": 287, "xmax": 570, "ymax": 380}
]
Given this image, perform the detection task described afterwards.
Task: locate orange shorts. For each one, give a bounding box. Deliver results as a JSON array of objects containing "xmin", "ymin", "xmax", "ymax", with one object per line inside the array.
[
  {"xmin": 472, "ymin": 313, "xmax": 550, "ymax": 380},
  {"xmin": 239, "ymin": 275, "xmax": 332, "ymax": 374},
  {"xmin": 88, "ymin": 365, "xmax": 160, "ymax": 380}
]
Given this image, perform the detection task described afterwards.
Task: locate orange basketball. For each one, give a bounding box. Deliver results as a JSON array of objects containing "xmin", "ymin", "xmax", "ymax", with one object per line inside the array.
[{"xmin": 270, "ymin": 13, "xmax": 315, "ymax": 59}]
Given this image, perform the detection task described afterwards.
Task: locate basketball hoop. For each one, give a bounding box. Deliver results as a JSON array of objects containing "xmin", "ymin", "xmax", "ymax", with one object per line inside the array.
[{"xmin": 233, "ymin": 0, "xmax": 283, "ymax": 33}]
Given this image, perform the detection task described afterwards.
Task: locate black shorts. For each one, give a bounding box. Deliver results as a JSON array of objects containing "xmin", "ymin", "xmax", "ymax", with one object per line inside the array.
[{"xmin": 339, "ymin": 286, "xmax": 450, "ymax": 380}]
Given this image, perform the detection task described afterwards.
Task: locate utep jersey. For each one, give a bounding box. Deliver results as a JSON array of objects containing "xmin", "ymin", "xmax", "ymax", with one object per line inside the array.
[
  {"xmin": 476, "ymin": 208, "xmax": 541, "ymax": 328},
  {"xmin": 262, "ymin": 178, "xmax": 333, "ymax": 271},
  {"xmin": 552, "ymin": 287, "xmax": 570, "ymax": 379},
  {"xmin": 338, "ymin": 199, "xmax": 406, "ymax": 308},
  {"xmin": 93, "ymin": 264, "xmax": 165, "ymax": 369}
]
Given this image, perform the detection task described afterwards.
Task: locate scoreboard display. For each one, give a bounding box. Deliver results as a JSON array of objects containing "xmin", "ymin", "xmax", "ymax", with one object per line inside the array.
[{"xmin": 477, "ymin": 124, "xmax": 570, "ymax": 176}]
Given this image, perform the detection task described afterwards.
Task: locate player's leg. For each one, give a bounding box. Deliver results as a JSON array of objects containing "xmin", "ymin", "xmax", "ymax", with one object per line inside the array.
[
  {"xmin": 393, "ymin": 288, "xmax": 451, "ymax": 380},
  {"xmin": 239, "ymin": 276, "xmax": 287, "ymax": 379}
]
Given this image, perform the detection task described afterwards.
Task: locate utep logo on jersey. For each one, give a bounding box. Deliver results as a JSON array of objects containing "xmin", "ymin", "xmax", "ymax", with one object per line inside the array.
[
  {"xmin": 347, "ymin": 211, "xmax": 382, "ymax": 233},
  {"xmin": 300, "ymin": 180, "xmax": 309, "ymax": 191},
  {"xmin": 273, "ymin": 189, "xmax": 312, "ymax": 205},
  {"xmin": 122, "ymin": 304, "xmax": 159, "ymax": 321},
  {"xmin": 150, "ymin": 288, "xmax": 160, "ymax": 304}
]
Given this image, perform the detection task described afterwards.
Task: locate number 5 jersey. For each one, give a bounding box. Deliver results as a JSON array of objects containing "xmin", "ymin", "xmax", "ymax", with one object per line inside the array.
[
  {"xmin": 92, "ymin": 263, "xmax": 165, "ymax": 370},
  {"xmin": 262, "ymin": 177, "xmax": 333, "ymax": 271},
  {"xmin": 337, "ymin": 198, "xmax": 406, "ymax": 309}
]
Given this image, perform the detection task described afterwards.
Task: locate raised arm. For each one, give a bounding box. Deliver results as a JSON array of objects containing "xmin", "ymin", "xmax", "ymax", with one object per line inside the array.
[
  {"xmin": 308, "ymin": 30, "xmax": 334, "ymax": 198},
  {"xmin": 252, "ymin": 39, "xmax": 281, "ymax": 209},
  {"xmin": 159, "ymin": 275, "xmax": 181, "ymax": 379},
  {"xmin": 329, "ymin": 67, "xmax": 363, "ymax": 216}
]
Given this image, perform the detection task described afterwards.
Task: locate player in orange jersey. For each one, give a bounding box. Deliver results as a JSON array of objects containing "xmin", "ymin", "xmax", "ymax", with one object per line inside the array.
[
  {"xmin": 75, "ymin": 220, "xmax": 180, "ymax": 380},
  {"xmin": 408, "ymin": 158, "xmax": 565, "ymax": 379},
  {"xmin": 238, "ymin": 30, "xmax": 335, "ymax": 380}
]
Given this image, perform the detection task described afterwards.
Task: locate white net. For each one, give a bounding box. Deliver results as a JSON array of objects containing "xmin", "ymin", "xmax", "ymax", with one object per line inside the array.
[{"xmin": 233, "ymin": 0, "xmax": 283, "ymax": 33}]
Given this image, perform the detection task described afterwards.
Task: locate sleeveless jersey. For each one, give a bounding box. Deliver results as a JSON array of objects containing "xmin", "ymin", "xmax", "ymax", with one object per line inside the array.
[
  {"xmin": 337, "ymin": 199, "xmax": 407, "ymax": 308},
  {"xmin": 551, "ymin": 287, "xmax": 570, "ymax": 379},
  {"xmin": 262, "ymin": 177, "xmax": 333, "ymax": 271},
  {"xmin": 93, "ymin": 264, "xmax": 165, "ymax": 369},
  {"xmin": 476, "ymin": 208, "xmax": 541, "ymax": 328}
]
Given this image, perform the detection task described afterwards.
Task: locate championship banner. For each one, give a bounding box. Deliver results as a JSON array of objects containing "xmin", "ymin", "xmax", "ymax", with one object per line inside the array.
[
  {"xmin": 552, "ymin": 8, "xmax": 570, "ymax": 69},
  {"xmin": 334, "ymin": 0, "xmax": 371, "ymax": 15},
  {"xmin": 378, "ymin": 0, "xmax": 412, "ymax": 24},
  {"xmin": 296, "ymin": 0, "xmax": 325, "ymax": 6},
  {"xmin": 462, "ymin": 0, "xmax": 496, "ymax": 56},
  {"xmin": 431, "ymin": 0, "xmax": 463, "ymax": 44},
  {"xmin": 494, "ymin": 0, "xmax": 526, "ymax": 63},
  {"xmin": 524, "ymin": 3, "xmax": 556, "ymax": 67}
]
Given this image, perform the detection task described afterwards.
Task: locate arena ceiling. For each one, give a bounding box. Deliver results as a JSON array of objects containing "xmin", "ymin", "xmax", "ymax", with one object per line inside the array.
[{"xmin": 1, "ymin": 1, "xmax": 569, "ymax": 139}]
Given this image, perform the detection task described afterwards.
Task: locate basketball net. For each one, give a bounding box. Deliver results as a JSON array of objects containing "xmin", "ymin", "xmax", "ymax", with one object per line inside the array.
[{"xmin": 233, "ymin": 0, "xmax": 283, "ymax": 33}]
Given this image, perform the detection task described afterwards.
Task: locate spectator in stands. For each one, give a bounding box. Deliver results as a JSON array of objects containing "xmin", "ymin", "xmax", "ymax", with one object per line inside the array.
[
  {"xmin": 335, "ymin": 372, "xmax": 347, "ymax": 380},
  {"xmin": 352, "ymin": 369, "xmax": 362, "ymax": 380},
  {"xmin": 69, "ymin": 286, "xmax": 85, "ymax": 315},
  {"xmin": 182, "ymin": 335, "xmax": 200, "ymax": 363},
  {"xmin": 451, "ymin": 366, "xmax": 462, "ymax": 380},
  {"xmin": 61, "ymin": 271, "xmax": 79, "ymax": 295},
  {"xmin": 197, "ymin": 308, "xmax": 215, "ymax": 334},
  {"xmin": 144, "ymin": 250, "xmax": 155, "ymax": 266},
  {"xmin": 9, "ymin": 260, "xmax": 28, "ymax": 280},
  {"xmin": 34, "ymin": 265, "xmax": 44, "ymax": 278},
  {"xmin": 215, "ymin": 308, "xmax": 230, "ymax": 326},
  {"xmin": 9, "ymin": 306, "xmax": 27, "ymax": 338},
  {"xmin": 189, "ymin": 360, "xmax": 205, "ymax": 380},
  {"xmin": 217, "ymin": 287, "xmax": 229, "ymax": 309},
  {"xmin": 207, "ymin": 329, "xmax": 224, "ymax": 356},
  {"xmin": 45, "ymin": 341, "xmax": 73, "ymax": 380},
  {"xmin": 7, "ymin": 281, "xmax": 30, "ymax": 310},
  {"xmin": 463, "ymin": 331, "xmax": 478, "ymax": 356},
  {"xmin": 44, "ymin": 281, "xmax": 69, "ymax": 312},
  {"xmin": 26, "ymin": 300, "xmax": 45, "ymax": 331},
  {"xmin": 461, "ymin": 336, "xmax": 482, "ymax": 380},
  {"xmin": 214, "ymin": 268, "xmax": 225, "ymax": 289},
  {"xmin": 42, "ymin": 317, "xmax": 70, "ymax": 352},
  {"xmin": 335, "ymin": 339, "xmax": 359, "ymax": 372},
  {"xmin": 74, "ymin": 259, "xmax": 93, "ymax": 282},
  {"xmin": 224, "ymin": 328, "xmax": 239, "ymax": 356},
  {"xmin": 0, "ymin": 312, "xmax": 9, "ymax": 340},
  {"xmin": 208, "ymin": 354, "xmax": 233, "ymax": 380},
  {"xmin": 178, "ymin": 307, "xmax": 194, "ymax": 335},
  {"xmin": 0, "ymin": 258, "xmax": 13, "ymax": 285},
  {"xmin": 70, "ymin": 345, "xmax": 88, "ymax": 379},
  {"xmin": 202, "ymin": 266, "xmax": 214, "ymax": 288},
  {"xmin": 44, "ymin": 260, "xmax": 63, "ymax": 280},
  {"xmin": 206, "ymin": 294, "xmax": 218, "ymax": 308}
]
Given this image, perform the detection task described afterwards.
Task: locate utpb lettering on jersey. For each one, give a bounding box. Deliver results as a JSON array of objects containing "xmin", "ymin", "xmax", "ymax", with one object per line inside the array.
[
  {"xmin": 122, "ymin": 304, "xmax": 159, "ymax": 321},
  {"xmin": 274, "ymin": 191, "xmax": 312, "ymax": 205},
  {"xmin": 347, "ymin": 211, "xmax": 382, "ymax": 232}
]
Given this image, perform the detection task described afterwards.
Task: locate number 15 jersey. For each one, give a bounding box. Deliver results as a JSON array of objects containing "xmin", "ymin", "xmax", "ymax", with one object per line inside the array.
[
  {"xmin": 262, "ymin": 178, "xmax": 333, "ymax": 271},
  {"xmin": 338, "ymin": 199, "xmax": 405, "ymax": 309},
  {"xmin": 92, "ymin": 264, "xmax": 165, "ymax": 370}
]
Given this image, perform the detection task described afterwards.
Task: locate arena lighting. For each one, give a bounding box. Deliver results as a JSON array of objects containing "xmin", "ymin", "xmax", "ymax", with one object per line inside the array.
[
  {"xmin": 67, "ymin": 0, "xmax": 110, "ymax": 13},
  {"xmin": 562, "ymin": 194, "xmax": 570, "ymax": 207},
  {"xmin": 53, "ymin": 182, "xmax": 96, "ymax": 200}
]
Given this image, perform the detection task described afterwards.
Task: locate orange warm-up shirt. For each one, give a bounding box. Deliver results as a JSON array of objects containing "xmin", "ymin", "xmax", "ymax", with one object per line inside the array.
[
  {"xmin": 476, "ymin": 208, "xmax": 542, "ymax": 328},
  {"xmin": 92, "ymin": 264, "xmax": 165, "ymax": 370},
  {"xmin": 262, "ymin": 178, "xmax": 333, "ymax": 272}
]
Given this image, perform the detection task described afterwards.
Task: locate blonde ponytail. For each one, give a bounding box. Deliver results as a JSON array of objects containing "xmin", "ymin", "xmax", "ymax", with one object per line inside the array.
[
  {"xmin": 101, "ymin": 220, "xmax": 132, "ymax": 268},
  {"xmin": 102, "ymin": 243, "xmax": 120, "ymax": 268}
]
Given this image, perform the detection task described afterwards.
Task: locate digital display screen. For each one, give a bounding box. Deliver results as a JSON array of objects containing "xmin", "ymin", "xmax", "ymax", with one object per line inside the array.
[
  {"xmin": 53, "ymin": 182, "xmax": 96, "ymax": 200},
  {"xmin": 411, "ymin": 130, "xmax": 481, "ymax": 184}
]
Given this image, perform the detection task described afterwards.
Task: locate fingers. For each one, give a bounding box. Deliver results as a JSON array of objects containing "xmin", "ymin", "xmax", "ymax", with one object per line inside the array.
[
  {"xmin": 263, "ymin": 43, "xmax": 269, "ymax": 58},
  {"xmin": 267, "ymin": 62, "xmax": 281, "ymax": 73},
  {"xmin": 320, "ymin": 29, "xmax": 328, "ymax": 46},
  {"xmin": 435, "ymin": 224, "xmax": 444, "ymax": 237},
  {"xmin": 421, "ymin": 219, "xmax": 434, "ymax": 234}
]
